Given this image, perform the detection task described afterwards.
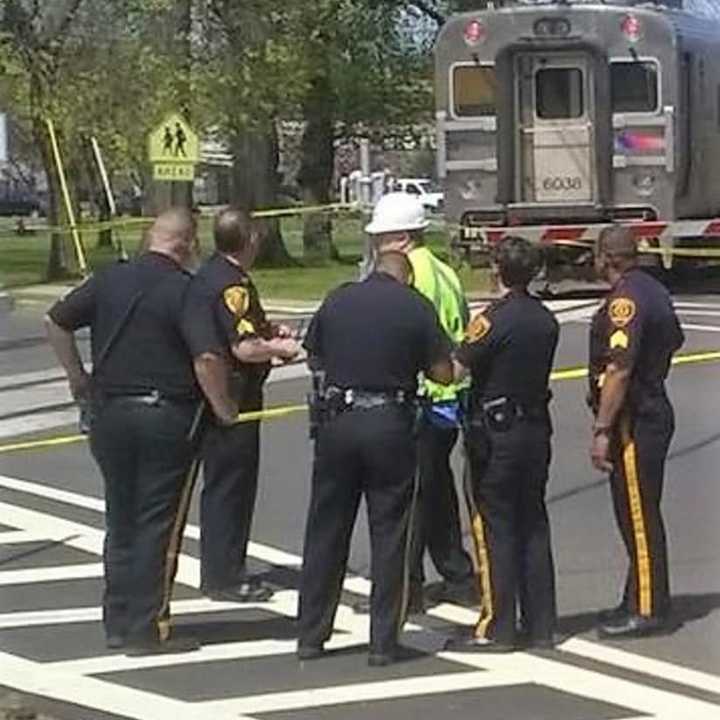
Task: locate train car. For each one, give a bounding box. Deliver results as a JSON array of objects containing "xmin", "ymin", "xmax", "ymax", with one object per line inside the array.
[{"xmin": 435, "ymin": 0, "xmax": 720, "ymax": 272}]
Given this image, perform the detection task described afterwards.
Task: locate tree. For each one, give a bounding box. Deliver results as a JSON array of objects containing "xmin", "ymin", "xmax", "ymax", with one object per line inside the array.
[
  {"xmin": 1, "ymin": 0, "xmax": 88, "ymax": 279},
  {"xmin": 295, "ymin": 0, "xmax": 440, "ymax": 262},
  {"xmin": 198, "ymin": 1, "xmax": 311, "ymax": 266}
]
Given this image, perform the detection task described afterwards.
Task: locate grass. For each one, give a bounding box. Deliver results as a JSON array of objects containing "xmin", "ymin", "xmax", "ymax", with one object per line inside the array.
[{"xmin": 0, "ymin": 214, "xmax": 492, "ymax": 301}]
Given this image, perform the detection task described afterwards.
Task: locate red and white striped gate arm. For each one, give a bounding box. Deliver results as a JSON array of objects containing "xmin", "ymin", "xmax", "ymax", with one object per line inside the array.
[{"xmin": 459, "ymin": 218, "xmax": 720, "ymax": 267}]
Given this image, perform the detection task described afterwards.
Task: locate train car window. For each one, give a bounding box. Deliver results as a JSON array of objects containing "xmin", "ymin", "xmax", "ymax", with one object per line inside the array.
[
  {"xmin": 535, "ymin": 68, "xmax": 584, "ymax": 119},
  {"xmin": 453, "ymin": 65, "xmax": 497, "ymax": 117},
  {"xmin": 611, "ymin": 62, "xmax": 658, "ymax": 113}
]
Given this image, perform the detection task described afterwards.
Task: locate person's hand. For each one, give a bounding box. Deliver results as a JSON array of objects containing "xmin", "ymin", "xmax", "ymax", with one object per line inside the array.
[
  {"xmin": 215, "ymin": 404, "xmax": 239, "ymax": 427},
  {"xmin": 68, "ymin": 371, "xmax": 91, "ymax": 404},
  {"xmin": 272, "ymin": 337, "xmax": 301, "ymax": 362},
  {"xmin": 590, "ymin": 431, "xmax": 613, "ymax": 473},
  {"xmin": 272, "ymin": 323, "xmax": 294, "ymax": 339}
]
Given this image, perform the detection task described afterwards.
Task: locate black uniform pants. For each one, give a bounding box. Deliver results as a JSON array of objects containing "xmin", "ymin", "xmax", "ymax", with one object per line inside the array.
[
  {"xmin": 465, "ymin": 418, "xmax": 556, "ymax": 645},
  {"xmin": 409, "ymin": 418, "xmax": 473, "ymax": 588},
  {"xmin": 200, "ymin": 418, "xmax": 261, "ymax": 590},
  {"xmin": 299, "ymin": 406, "xmax": 416, "ymax": 654},
  {"xmin": 89, "ymin": 397, "xmax": 200, "ymax": 643},
  {"xmin": 609, "ymin": 400, "xmax": 674, "ymax": 618}
]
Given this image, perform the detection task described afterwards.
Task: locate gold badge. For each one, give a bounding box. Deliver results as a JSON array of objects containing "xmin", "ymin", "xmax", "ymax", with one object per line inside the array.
[
  {"xmin": 465, "ymin": 313, "xmax": 492, "ymax": 343},
  {"xmin": 223, "ymin": 285, "xmax": 249, "ymax": 316},
  {"xmin": 608, "ymin": 297, "xmax": 636, "ymax": 327},
  {"xmin": 610, "ymin": 329, "xmax": 629, "ymax": 350}
]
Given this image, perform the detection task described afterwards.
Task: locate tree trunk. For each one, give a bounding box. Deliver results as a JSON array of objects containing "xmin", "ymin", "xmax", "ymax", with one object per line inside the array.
[
  {"xmin": 35, "ymin": 119, "xmax": 71, "ymax": 281},
  {"xmin": 298, "ymin": 75, "xmax": 339, "ymax": 263},
  {"xmin": 230, "ymin": 125, "xmax": 294, "ymax": 267}
]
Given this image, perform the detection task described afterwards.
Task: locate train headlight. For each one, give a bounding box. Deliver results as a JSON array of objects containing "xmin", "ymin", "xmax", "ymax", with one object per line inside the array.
[
  {"xmin": 632, "ymin": 172, "xmax": 656, "ymax": 197},
  {"xmin": 621, "ymin": 14, "xmax": 642, "ymax": 42},
  {"xmin": 464, "ymin": 19, "xmax": 487, "ymax": 47},
  {"xmin": 534, "ymin": 18, "xmax": 571, "ymax": 37}
]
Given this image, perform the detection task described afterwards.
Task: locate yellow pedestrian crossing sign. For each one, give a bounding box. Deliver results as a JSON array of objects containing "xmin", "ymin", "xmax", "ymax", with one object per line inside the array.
[{"xmin": 148, "ymin": 113, "xmax": 200, "ymax": 166}]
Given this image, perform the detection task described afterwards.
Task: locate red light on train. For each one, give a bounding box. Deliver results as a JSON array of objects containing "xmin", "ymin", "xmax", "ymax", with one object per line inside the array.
[
  {"xmin": 464, "ymin": 19, "xmax": 487, "ymax": 46},
  {"xmin": 621, "ymin": 14, "xmax": 642, "ymax": 42}
]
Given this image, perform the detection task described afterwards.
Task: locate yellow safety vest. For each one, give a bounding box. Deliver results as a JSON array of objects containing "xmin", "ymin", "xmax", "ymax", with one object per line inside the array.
[{"xmin": 408, "ymin": 246, "xmax": 470, "ymax": 403}]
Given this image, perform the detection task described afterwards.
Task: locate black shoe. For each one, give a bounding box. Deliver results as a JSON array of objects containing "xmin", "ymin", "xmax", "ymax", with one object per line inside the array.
[
  {"xmin": 598, "ymin": 613, "xmax": 668, "ymax": 639},
  {"xmin": 597, "ymin": 603, "xmax": 628, "ymax": 624},
  {"xmin": 204, "ymin": 580, "xmax": 273, "ymax": 603},
  {"xmin": 124, "ymin": 636, "xmax": 200, "ymax": 656},
  {"xmin": 367, "ymin": 645, "xmax": 414, "ymax": 667},
  {"xmin": 527, "ymin": 635, "xmax": 556, "ymax": 650},
  {"xmin": 444, "ymin": 635, "xmax": 516, "ymax": 653},
  {"xmin": 105, "ymin": 635, "xmax": 126, "ymax": 650},
  {"xmin": 297, "ymin": 643, "xmax": 325, "ymax": 661}
]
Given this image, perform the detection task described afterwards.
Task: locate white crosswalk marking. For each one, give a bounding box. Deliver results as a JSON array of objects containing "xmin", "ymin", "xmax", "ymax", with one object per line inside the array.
[{"xmin": 0, "ymin": 473, "xmax": 718, "ymax": 720}]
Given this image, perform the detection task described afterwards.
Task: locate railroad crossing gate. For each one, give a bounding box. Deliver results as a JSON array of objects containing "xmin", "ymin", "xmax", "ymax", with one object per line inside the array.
[{"xmin": 148, "ymin": 113, "xmax": 200, "ymax": 182}]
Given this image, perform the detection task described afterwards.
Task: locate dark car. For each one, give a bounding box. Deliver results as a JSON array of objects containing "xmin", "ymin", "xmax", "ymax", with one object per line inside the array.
[{"xmin": 0, "ymin": 190, "xmax": 44, "ymax": 217}]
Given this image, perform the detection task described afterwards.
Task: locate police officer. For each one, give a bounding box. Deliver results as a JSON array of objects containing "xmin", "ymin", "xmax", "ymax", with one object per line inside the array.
[
  {"xmin": 364, "ymin": 193, "xmax": 475, "ymax": 611},
  {"xmin": 589, "ymin": 226, "xmax": 683, "ymax": 638},
  {"xmin": 184, "ymin": 209, "xmax": 300, "ymax": 602},
  {"xmin": 45, "ymin": 208, "xmax": 233, "ymax": 655},
  {"xmin": 297, "ymin": 251, "xmax": 454, "ymax": 666},
  {"xmin": 450, "ymin": 236, "xmax": 559, "ymax": 652}
]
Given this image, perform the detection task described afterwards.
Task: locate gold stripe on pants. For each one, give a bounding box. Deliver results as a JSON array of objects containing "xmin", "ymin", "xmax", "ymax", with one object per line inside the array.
[
  {"xmin": 620, "ymin": 418, "xmax": 653, "ymax": 617},
  {"xmin": 462, "ymin": 457, "xmax": 494, "ymax": 639},
  {"xmin": 157, "ymin": 458, "xmax": 201, "ymax": 641}
]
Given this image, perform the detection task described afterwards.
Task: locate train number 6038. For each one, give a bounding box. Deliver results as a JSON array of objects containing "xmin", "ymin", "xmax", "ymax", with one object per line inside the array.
[{"xmin": 542, "ymin": 176, "xmax": 583, "ymax": 191}]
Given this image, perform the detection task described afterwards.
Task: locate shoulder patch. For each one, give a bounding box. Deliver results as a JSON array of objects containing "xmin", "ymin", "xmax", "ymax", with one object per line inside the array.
[
  {"xmin": 608, "ymin": 297, "xmax": 636, "ymax": 328},
  {"xmin": 610, "ymin": 329, "xmax": 629, "ymax": 350},
  {"xmin": 223, "ymin": 285, "xmax": 249, "ymax": 316},
  {"xmin": 465, "ymin": 313, "xmax": 492, "ymax": 343}
]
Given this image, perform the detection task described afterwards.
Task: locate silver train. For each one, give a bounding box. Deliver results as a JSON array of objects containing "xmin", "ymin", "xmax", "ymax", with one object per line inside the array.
[{"xmin": 435, "ymin": 0, "xmax": 720, "ymax": 270}]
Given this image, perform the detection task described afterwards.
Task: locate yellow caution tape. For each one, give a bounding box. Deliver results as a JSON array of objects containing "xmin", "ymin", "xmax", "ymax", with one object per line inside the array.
[
  {"xmin": 0, "ymin": 348, "xmax": 717, "ymax": 456},
  {"xmin": 230, "ymin": 403, "xmax": 308, "ymax": 424},
  {"xmin": 639, "ymin": 246, "xmax": 720, "ymax": 259},
  {"xmin": 0, "ymin": 403, "xmax": 309, "ymax": 456},
  {"xmin": 0, "ymin": 434, "xmax": 87, "ymax": 455},
  {"xmin": 0, "ymin": 203, "xmax": 361, "ymax": 241}
]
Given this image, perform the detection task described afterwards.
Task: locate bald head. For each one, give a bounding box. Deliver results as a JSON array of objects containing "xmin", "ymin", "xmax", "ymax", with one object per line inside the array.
[
  {"xmin": 597, "ymin": 226, "xmax": 638, "ymax": 260},
  {"xmin": 375, "ymin": 251, "xmax": 413, "ymax": 284},
  {"xmin": 146, "ymin": 208, "xmax": 196, "ymax": 263},
  {"xmin": 214, "ymin": 209, "xmax": 255, "ymax": 254},
  {"xmin": 595, "ymin": 225, "xmax": 638, "ymax": 281}
]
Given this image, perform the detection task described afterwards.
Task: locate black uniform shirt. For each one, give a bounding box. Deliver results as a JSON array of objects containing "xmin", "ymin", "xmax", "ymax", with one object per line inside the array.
[
  {"xmin": 457, "ymin": 292, "xmax": 559, "ymax": 407},
  {"xmin": 304, "ymin": 272, "xmax": 451, "ymax": 393},
  {"xmin": 589, "ymin": 267, "xmax": 684, "ymax": 408},
  {"xmin": 48, "ymin": 252, "xmax": 200, "ymax": 399},
  {"xmin": 182, "ymin": 252, "xmax": 272, "ymax": 403}
]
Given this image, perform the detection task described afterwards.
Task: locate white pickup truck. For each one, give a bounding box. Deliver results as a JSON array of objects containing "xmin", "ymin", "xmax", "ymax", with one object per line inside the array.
[{"xmin": 391, "ymin": 178, "xmax": 444, "ymax": 212}]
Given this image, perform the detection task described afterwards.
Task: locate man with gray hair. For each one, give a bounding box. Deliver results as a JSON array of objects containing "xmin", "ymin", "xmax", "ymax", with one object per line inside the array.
[{"xmin": 184, "ymin": 209, "xmax": 300, "ymax": 603}]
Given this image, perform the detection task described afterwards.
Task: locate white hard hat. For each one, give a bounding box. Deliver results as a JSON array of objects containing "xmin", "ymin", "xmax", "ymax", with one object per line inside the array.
[{"xmin": 364, "ymin": 192, "xmax": 429, "ymax": 235}]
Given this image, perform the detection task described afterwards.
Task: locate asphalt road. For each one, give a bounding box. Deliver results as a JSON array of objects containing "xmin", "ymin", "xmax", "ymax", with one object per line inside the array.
[{"xmin": 0, "ymin": 295, "xmax": 718, "ymax": 720}]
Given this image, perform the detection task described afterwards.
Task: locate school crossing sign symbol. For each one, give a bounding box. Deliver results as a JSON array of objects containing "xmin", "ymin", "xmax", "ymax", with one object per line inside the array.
[{"xmin": 148, "ymin": 113, "xmax": 200, "ymax": 182}]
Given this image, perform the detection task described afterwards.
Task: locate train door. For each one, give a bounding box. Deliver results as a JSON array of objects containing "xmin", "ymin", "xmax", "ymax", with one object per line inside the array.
[{"xmin": 515, "ymin": 53, "xmax": 596, "ymax": 205}]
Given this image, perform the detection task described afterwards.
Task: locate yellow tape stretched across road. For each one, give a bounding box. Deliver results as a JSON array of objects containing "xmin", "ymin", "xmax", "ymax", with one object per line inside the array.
[
  {"xmin": 0, "ymin": 349, "xmax": 718, "ymax": 456},
  {"xmin": 0, "ymin": 203, "xmax": 361, "ymax": 242}
]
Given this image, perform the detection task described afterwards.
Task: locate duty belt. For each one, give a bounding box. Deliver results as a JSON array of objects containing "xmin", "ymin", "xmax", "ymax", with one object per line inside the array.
[
  {"xmin": 471, "ymin": 395, "xmax": 549, "ymax": 433},
  {"xmin": 101, "ymin": 389, "xmax": 197, "ymax": 406},
  {"xmin": 326, "ymin": 387, "xmax": 413, "ymax": 412}
]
